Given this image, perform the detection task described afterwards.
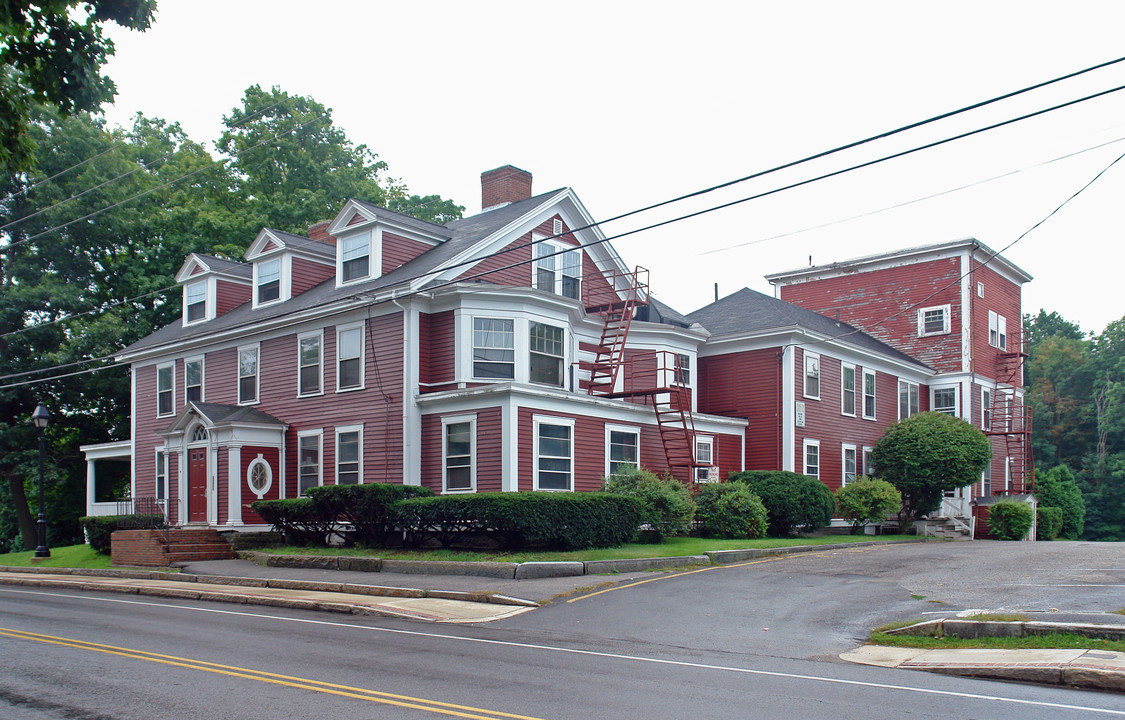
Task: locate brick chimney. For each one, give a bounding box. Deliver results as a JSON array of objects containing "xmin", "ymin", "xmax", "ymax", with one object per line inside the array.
[
  {"xmin": 308, "ymin": 220, "xmax": 335, "ymax": 245},
  {"xmin": 481, "ymin": 165, "xmax": 532, "ymax": 211}
]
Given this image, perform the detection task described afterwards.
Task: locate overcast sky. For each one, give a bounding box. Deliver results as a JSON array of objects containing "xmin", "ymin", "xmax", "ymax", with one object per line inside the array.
[{"xmin": 100, "ymin": 1, "xmax": 1125, "ymax": 335}]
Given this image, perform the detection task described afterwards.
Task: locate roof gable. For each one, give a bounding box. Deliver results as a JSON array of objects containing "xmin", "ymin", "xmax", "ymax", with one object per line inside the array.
[{"xmin": 174, "ymin": 253, "xmax": 252, "ymax": 284}]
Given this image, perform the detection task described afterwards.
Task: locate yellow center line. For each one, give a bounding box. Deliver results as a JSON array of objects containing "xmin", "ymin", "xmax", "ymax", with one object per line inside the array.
[
  {"xmin": 0, "ymin": 627, "xmax": 545, "ymax": 720},
  {"xmin": 568, "ymin": 546, "xmax": 875, "ymax": 603}
]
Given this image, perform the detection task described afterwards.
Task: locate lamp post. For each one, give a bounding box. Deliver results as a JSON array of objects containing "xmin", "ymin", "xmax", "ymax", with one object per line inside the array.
[{"xmin": 31, "ymin": 401, "xmax": 50, "ymax": 559}]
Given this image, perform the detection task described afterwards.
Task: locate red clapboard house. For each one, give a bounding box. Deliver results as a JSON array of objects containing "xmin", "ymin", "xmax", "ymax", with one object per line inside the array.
[{"xmin": 82, "ymin": 166, "xmax": 1032, "ymax": 533}]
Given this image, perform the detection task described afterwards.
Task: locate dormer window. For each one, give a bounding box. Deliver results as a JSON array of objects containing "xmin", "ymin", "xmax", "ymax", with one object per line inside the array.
[
  {"xmin": 257, "ymin": 259, "xmax": 281, "ymax": 304},
  {"xmin": 341, "ymin": 232, "xmax": 371, "ymax": 283},
  {"xmin": 185, "ymin": 281, "xmax": 207, "ymax": 323},
  {"xmin": 533, "ymin": 239, "xmax": 582, "ymax": 300}
]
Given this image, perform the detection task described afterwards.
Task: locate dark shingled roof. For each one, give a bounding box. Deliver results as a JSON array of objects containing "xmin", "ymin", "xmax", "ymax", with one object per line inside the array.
[
  {"xmin": 196, "ymin": 254, "xmax": 252, "ymax": 279},
  {"xmin": 353, "ymin": 200, "xmax": 453, "ymax": 239},
  {"xmin": 121, "ymin": 190, "xmax": 569, "ymax": 357},
  {"xmin": 162, "ymin": 402, "xmax": 286, "ymax": 433},
  {"xmin": 641, "ymin": 297, "xmax": 693, "ymax": 328},
  {"xmin": 264, "ymin": 229, "xmax": 336, "ymax": 260},
  {"xmin": 686, "ymin": 287, "xmax": 929, "ymax": 370}
]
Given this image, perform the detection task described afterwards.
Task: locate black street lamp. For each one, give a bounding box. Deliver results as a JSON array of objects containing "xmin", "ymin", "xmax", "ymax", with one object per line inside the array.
[{"xmin": 31, "ymin": 401, "xmax": 50, "ymax": 559}]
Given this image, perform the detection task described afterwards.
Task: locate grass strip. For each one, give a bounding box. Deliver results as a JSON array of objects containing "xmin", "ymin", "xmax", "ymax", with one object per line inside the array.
[
  {"xmin": 0, "ymin": 545, "xmax": 113, "ymax": 569},
  {"xmin": 870, "ymin": 630, "xmax": 1125, "ymax": 653}
]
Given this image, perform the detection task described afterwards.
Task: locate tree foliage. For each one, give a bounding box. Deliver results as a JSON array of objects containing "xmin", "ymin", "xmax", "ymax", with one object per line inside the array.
[
  {"xmin": 872, "ymin": 412, "xmax": 990, "ymax": 531},
  {"xmin": 1033, "ymin": 465, "xmax": 1085, "ymax": 539},
  {"xmin": 835, "ymin": 477, "xmax": 901, "ymax": 533}
]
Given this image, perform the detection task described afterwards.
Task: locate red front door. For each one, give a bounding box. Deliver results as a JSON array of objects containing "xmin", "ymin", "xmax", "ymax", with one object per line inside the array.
[{"xmin": 188, "ymin": 448, "xmax": 207, "ymax": 523}]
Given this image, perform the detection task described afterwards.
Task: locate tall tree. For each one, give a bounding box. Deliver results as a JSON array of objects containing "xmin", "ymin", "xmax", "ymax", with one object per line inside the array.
[{"xmin": 0, "ymin": 0, "xmax": 156, "ymax": 174}]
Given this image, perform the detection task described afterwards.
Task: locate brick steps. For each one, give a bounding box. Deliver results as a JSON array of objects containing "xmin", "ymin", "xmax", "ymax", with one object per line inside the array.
[{"xmin": 111, "ymin": 529, "xmax": 235, "ymax": 567}]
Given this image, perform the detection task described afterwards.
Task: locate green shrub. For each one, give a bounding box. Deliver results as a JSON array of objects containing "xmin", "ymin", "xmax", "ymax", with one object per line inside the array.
[
  {"xmin": 79, "ymin": 515, "xmax": 165, "ymax": 555},
  {"xmin": 987, "ymin": 501, "xmax": 1034, "ymax": 540},
  {"xmin": 392, "ymin": 492, "xmax": 642, "ymax": 550},
  {"xmin": 306, "ymin": 483, "xmax": 433, "ymax": 547},
  {"xmin": 728, "ymin": 470, "xmax": 835, "ymax": 536},
  {"xmin": 602, "ymin": 468, "xmax": 694, "ymax": 542},
  {"xmin": 251, "ymin": 498, "xmax": 337, "ymax": 546},
  {"xmin": 693, "ymin": 483, "xmax": 768, "ymax": 539},
  {"xmin": 1034, "ymin": 465, "xmax": 1085, "ymax": 539},
  {"xmin": 1036, "ymin": 506, "xmax": 1063, "ymax": 540},
  {"xmin": 835, "ymin": 477, "xmax": 901, "ymax": 533}
]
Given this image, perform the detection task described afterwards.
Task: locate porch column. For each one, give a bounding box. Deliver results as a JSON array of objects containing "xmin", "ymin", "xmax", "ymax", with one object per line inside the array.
[
  {"xmin": 228, "ymin": 445, "xmax": 242, "ymax": 526},
  {"xmin": 85, "ymin": 459, "xmax": 96, "ymax": 516}
]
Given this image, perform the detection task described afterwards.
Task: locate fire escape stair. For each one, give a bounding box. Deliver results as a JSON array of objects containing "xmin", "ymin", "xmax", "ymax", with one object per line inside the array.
[{"xmin": 985, "ymin": 327, "xmax": 1034, "ymax": 493}]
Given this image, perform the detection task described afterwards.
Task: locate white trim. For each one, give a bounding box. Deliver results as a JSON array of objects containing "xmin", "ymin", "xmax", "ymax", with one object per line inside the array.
[
  {"xmin": 840, "ymin": 363, "xmax": 856, "ymax": 417},
  {"xmin": 897, "ymin": 379, "xmax": 919, "ymax": 420},
  {"xmin": 296, "ymin": 329, "xmax": 324, "ymax": 398},
  {"xmin": 252, "ymin": 256, "xmax": 285, "ymax": 309},
  {"xmin": 532, "ymin": 415, "xmax": 574, "ymax": 492},
  {"xmin": 471, "ymin": 315, "xmax": 516, "ymax": 381},
  {"xmin": 694, "ymin": 435, "xmax": 715, "ymax": 483},
  {"xmin": 781, "ymin": 345, "xmax": 795, "ymax": 472},
  {"xmin": 931, "ymin": 384, "xmax": 959, "ymax": 416},
  {"xmin": 803, "ymin": 438, "xmax": 820, "ymax": 479},
  {"xmin": 336, "ymin": 228, "xmax": 380, "ymax": 287},
  {"xmin": 156, "ymin": 361, "xmax": 175, "ymax": 417},
  {"xmin": 442, "ymin": 414, "xmax": 477, "ymax": 493},
  {"xmin": 842, "ymin": 443, "xmax": 857, "ymax": 486},
  {"xmin": 335, "ymin": 424, "xmax": 364, "ymax": 485},
  {"xmin": 604, "ymin": 423, "xmax": 641, "ymax": 478},
  {"xmin": 862, "ymin": 368, "xmax": 877, "ymax": 420},
  {"xmin": 182, "ymin": 277, "xmax": 214, "ymax": 326},
  {"xmin": 336, "ymin": 322, "xmax": 366, "ymax": 392},
  {"xmin": 917, "ymin": 303, "xmax": 952, "ymax": 337},
  {"xmin": 803, "ymin": 351, "xmax": 821, "ymax": 400},
  {"xmin": 237, "ymin": 343, "xmax": 260, "ymax": 405},
  {"xmin": 402, "ymin": 302, "xmax": 422, "ymax": 486},
  {"xmin": 226, "ymin": 445, "xmax": 241, "ymax": 526},
  {"xmin": 297, "ymin": 429, "xmax": 323, "ymax": 496}
]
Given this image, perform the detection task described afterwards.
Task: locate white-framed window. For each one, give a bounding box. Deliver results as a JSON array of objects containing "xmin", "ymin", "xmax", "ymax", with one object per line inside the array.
[
  {"xmin": 255, "ymin": 258, "xmax": 281, "ymax": 306},
  {"xmin": 534, "ymin": 416, "xmax": 573, "ymax": 491},
  {"xmin": 442, "ymin": 415, "xmax": 476, "ymax": 493},
  {"xmin": 553, "ymin": 218, "xmax": 563, "ymax": 236},
  {"xmin": 605, "ymin": 425, "xmax": 640, "ymax": 477},
  {"xmin": 803, "ymin": 439, "xmax": 820, "ymax": 479},
  {"xmin": 529, "ymin": 322, "xmax": 565, "ymax": 386},
  {"xmin": 335, "ymin": 425, "xmax": 363, "ymax": 485},
  {"xmin": 918, "ymin": 304, "xmax": 951, "ymax": 336},
  {"xmin": 472, "ymin": 317, "xmax": 515, "ymax": 380},
  {"xmin": 156, "ymin": 362, "xmax": 175, "ymax": 417},
  {"xmin": 898, "ymin": 380, "xmax": 919, "ymax": 419},
  {"xmin": 155, "ymin": 450, "xmax": 167, "ymax": 501},
  {"xmin": 297, "ymin": 429, "xmax": 322, "ymax": 496},
  {"xmin": 298, "ymin": 330, "xmax": 322, "ymax": 397},
  {"xmin": 695, "ymin": 435, "xmax": 715, "ymax": 482},
  {"xmin": 184, "ymin": 280, "xmax": 208, "ymax": 324},
  {"xmin": 982, "ymin": 454, "xmax": 992, "ymax": 496},
  {"xmin": 246, "ymin": 455, "xmax": 273, "ymax": 499},
  {"xmin": 1004, "ymin": 456, "xmax": 1012, "ymax": 492},
  {"xmin": 238, "ymin": 345, "xmax": 259, "ymax": 405},
  {"xmin": 932, "ymin": 387, "xmax": 957, "ymax": 416},
  {"xmin": 841, "ymin": 364, "xmax": 856, "ymax": 416},
  {"xmin": 977, "ymin": 282, "xmax": 985, "ymax": 298},
  {"xmin": 988, "ymin": 310, "xmax": 1008, "ymax": 350},
  {"xmin": 842, "ymin": 444, "xmax": 857, "ymax": 486},
  {"xmin": 862, "ymin": 446, "xmax": 875, "ymax": 478},
  {"xmin": 982, "ymin": 387, "xmax": 992, "ymax": 430},
  {"xmin": 862, "ymin": 369, "xmax": 876, "ymax": 420},
  {"xmin": 533, "ymin": 239, "xmax": 582, "ymax": 300},
  {"xmin": 184, "ymin": 357, "xmax": 203, "ymax": 404},
  {"xmin": 675, "ymin": 353, "xmax": 691, "ymax": 387},
  {"xmin": 339, "ymin": 231, "xmax": 372, "ymax": 284},
  {"xmin": 336, "ymin": 323, "xmax": 364, "ymax": 391},
  {"xmin": 803, "ymin": 352, "xmax": 820, "ymax": 399}
]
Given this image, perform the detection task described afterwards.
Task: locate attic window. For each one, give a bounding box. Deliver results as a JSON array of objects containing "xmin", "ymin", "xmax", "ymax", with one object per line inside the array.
[
  {"xmin": 341, "ymin": 233, "xmax": 370, "ymax": 283},
  {"xmin": 257, "ymin": 259, "xmax": 281, "ymax": 304},
  {"xmin": 533, "ymin": 239, "xmax": 582, "ymax": 300},
  {"xmin": 185, "ymin": 281, "xmax": 207, "ymax": 323},
  {"xmin": 918, "ymin": 304, "xmax": 951, "ymax": 336}
]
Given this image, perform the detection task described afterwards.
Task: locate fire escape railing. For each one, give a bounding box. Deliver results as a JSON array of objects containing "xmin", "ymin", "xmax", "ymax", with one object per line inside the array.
[{"xmin": 985, "ymin": 324, "xmax": 1034, "ymax": 494}]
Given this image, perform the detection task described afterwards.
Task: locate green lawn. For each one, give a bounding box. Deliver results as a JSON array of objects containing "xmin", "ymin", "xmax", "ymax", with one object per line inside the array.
[
  {"xmin": 0, "ymin": 544, "xmax": 112, "ymax": 569},
  {"xmin": 252, "ymin": 534, "xmax": 918, "ymax": 564},
  {"xmin": 870, "ymin": 630, "xmax": 1125, "ymax": 653}
]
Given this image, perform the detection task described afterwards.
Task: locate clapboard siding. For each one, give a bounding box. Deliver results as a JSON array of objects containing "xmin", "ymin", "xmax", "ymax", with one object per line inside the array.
[
  {"xmin": 216, "ymin": 280, "xmax": 251, "ymax": 317},
  {"xmin": 419, "ymin": 407, "xmax": 503, "ymax": 494},
  {"xmin": 699, "ymin": 349, "xmax": 781, "ymax": 470},
  {"xmin": 971, "ymin": 262, "xmax": 1023, "ymax": 387},
  {"xmin": 291, "ymin": 257, "xmax": 334, "ymax": 296},
  {"xmin": 419, "ymin": 310, "xmax": 456, "ymax": 392},
  {"xmin": 383, "ymin": 232, "xmax": 433, "ymax": 275}
]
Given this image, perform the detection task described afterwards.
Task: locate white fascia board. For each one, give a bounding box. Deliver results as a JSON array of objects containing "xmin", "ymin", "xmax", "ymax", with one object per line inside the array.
[
  {"xmin": 326, "ymin": 199, "xmax": 379, "ymax": 236},
  {"xmin": 430, "ymin": 283, "xmax": 589, "ymax": 325},
  {"xmin": 175, "ymin": 254, "xmax": 252, "ymax": 285},
  {"xmin": 620, "ymin": 322, "xmax": 710, "ymax": 348},
  {"xmin": 377, "ymin": 217, "xmax": 447, "ymax": 246},
  {"xmin": 245, "ymin": 229, "xmax": 284, "ymax": 261},
  {"xmin": 555, "ymin": 190, "xmax": 633, "ymax": 284},
  {"xmin": 79, "ymin": 440, "xmax": 133, "ymax": 459}
]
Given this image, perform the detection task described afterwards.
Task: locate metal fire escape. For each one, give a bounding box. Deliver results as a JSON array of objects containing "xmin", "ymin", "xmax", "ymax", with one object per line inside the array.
[
  {"xmin": 985, "ymin": 324, "xmax": 1034, "ymax": 494},
  {"xmin": 583, "ymin": 267, "xmax": 705, "ymax": 481}
]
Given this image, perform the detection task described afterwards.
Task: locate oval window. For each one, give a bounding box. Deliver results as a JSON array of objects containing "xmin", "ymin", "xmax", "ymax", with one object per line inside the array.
[{"xmin": 246, "ymin": 456, "xmax": 273, "ymax": 498}]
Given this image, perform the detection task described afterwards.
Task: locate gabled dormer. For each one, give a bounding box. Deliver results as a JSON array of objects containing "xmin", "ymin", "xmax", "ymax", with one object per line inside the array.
[
  {"xmin": 244, "ymin": 228, "xmax": 336, "ymax": 308},
  {"xmin": 174, "ymin": 254, "xmax": 253, "ymax": 327},
  {"xmin": 327, "ymin": 199, "xmax": 451, "ymax": 288}
]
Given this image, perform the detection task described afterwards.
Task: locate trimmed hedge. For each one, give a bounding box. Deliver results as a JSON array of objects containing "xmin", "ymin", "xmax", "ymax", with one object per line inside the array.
[
  {"xmin": 693, "ymin": 483, "xmax": 768, "ymax": 539},
  {"xmin": 728, "ymin": 471, "xmax": 835, "ymax": 536},
  {"xmin": 835, "ymin": 477, "xmax": 901, "ymax": 533},
  {"xmin": 602, "ymin": 468, "xmax": 694, "ymax": 542},
  {"xmin": 987, "ymin": 501, "xmax": 1034, "ymax": 540},
  {"xmin": 80, "ymin": 515, "xmax": 165, "ymax": 554},
  {"xmin": 251, "ymin": 498, "xmax": 337, "ymax": 546},
  {"xmin": 305, "ymin": 483, "xmax": 433, "ymax": 547},
  {"xmin": 1037, "ymin": 506, "xmax": 1063, "ymax": 540},
  {"xmin": 392, "ymin": 492, "xmax": 643, "ymax": 550}
]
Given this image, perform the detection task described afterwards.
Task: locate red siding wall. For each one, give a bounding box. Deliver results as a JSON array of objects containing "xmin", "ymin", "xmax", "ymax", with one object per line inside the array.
[
  {"xmin": 456, "ymin": 232, "xmax": 534, "ymax": 286},
  {"xmin": 215, "ymin": 280, "xmax": 251, "ymax": 317},
  {"xmin": 420, "ymin": 407, "xmax": 503, "ymax": 494},
  {"xmin": 291, "ymin": 257, "xmax": 334, "ymax": 296},
  {"xmin": 970, "ymin": 262, "xmax": 1023, "ymax": 386},
  {"xmin": 383, "ymin": 232, "xmax": 433, "ymax": 275},
  {"xmin": 699, "ymin": 348, "xmax": 783, "ymax": 471},
  {"xmin": 419, "ymin": 310, "xmax": 456, "ymax": 392},
  {"xmin": 240, "ymin": 446, "xmax": 281, "ymax": 525}
]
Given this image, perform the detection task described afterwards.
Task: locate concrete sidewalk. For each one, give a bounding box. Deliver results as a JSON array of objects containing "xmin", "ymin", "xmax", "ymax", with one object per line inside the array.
[{"xmin": 842, "ymin": 645, "xmax": 1125, "ymax": 692}]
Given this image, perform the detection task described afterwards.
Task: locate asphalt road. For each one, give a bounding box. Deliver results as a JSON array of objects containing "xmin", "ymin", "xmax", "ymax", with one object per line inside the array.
[{"xmin": 2, "ymin": 541, "xmax": 1123, "ymax": 719}]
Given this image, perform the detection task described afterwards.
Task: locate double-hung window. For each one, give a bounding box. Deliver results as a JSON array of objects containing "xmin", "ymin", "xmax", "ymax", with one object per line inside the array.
[
  {"xmin": 336, "ymin": 426, "xmax": 362, "ymax": 485},
  {"xmin": 842, "ymin": 444, "xmax": 857, "ymax": 486},
  {"xmin": 256, "ymin": 258, "xmax": 281, "ymax": 305},
  {"xmin": 337, "ymin": 325, "xmax": 364, "ymax": 391},
  {"xmin": 340, "ymin": 233, "xmax": 370, "ymax": 283},
  {"xmin": 298, "ymin": 430, "xmax": 322, "ymax": 496},
  {"xmin": 804, "ymin": 352, "xmax": 820, "ymax": 399},
  {"xmin": 803, "ymin": 439, "xmax": 820, "ymax": 479},
  {"xmin": 841, "ymin": 364, "xmax": 856, "ymax": 416},
  {"xmin": 155, "ymin": 451, "xmax": 167, "ymax": 501},
  {"xmin": 675, "ymin": 354, "xmax": 691, "ymax": 387},
  {"xmin": 918, "ymin": 304, "xmax": 951, "ymax": 336},
  {"xmin": 185, "ymin": 281, "xmax": 207, "ymax": 323},
  {"xmin": 156, "ymin": 363, "xmax": 174, "ymax": 417},
  {"xmin": 238, "ymin": 346, "xmax": 259, "ymax": 404},
  {"xmin": 184, "ymin": 358, "xmax": 203, "ymax": 404},
  {"xmin": 862, "ymin": 369, "xmax": 876, "ymax": 419},
  {"xmin": 606, "ymin": 426, "xmax": 640, "ymax": 477},
  {"xmin": 443, "ymin": 416, "xmax": 475, "ymax": 492},
  {"xmin": 933, "ymin": 387, "xmax": 957, "ymax": 416},
  {"xmin": 988, "ymin": 311, "xmax": 1008, "ymax": 350},
  {"xmin": 298, "ymin": 331, "xmax": 322, "ymax": 396},
  {"xmin": 535, "ymin": 417, "xmax": 573, "ymax": 491},
  {"xmin": 472, "ymin": 318, "xmax": 515, "ymax": 379},
  {"xmin": 898, "ymin": 380, "xmax": 919, "ymax": 419},
  {"xmin": 529, "ymin": 322, "xmax": 564, "ymax": 386},
  {"xmin": 534, "ymin": 240, "xmax": 582, "ymax": 299},
  {"xmin": 982, "ymin": 388, "xmax": 992, "ymax": 430},
  {"xmin": 695, "ymin": 436, "xmax": 714, "ymax": 482},
  {"xmin": 862, "ymin": 446, "xmax": 875, "ymax": 478}
]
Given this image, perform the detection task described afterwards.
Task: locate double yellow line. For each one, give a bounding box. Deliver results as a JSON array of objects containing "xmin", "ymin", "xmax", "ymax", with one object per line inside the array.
[{"xmin": 0, "ymin": 626, "xmax": 545, "ymax": 720}]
